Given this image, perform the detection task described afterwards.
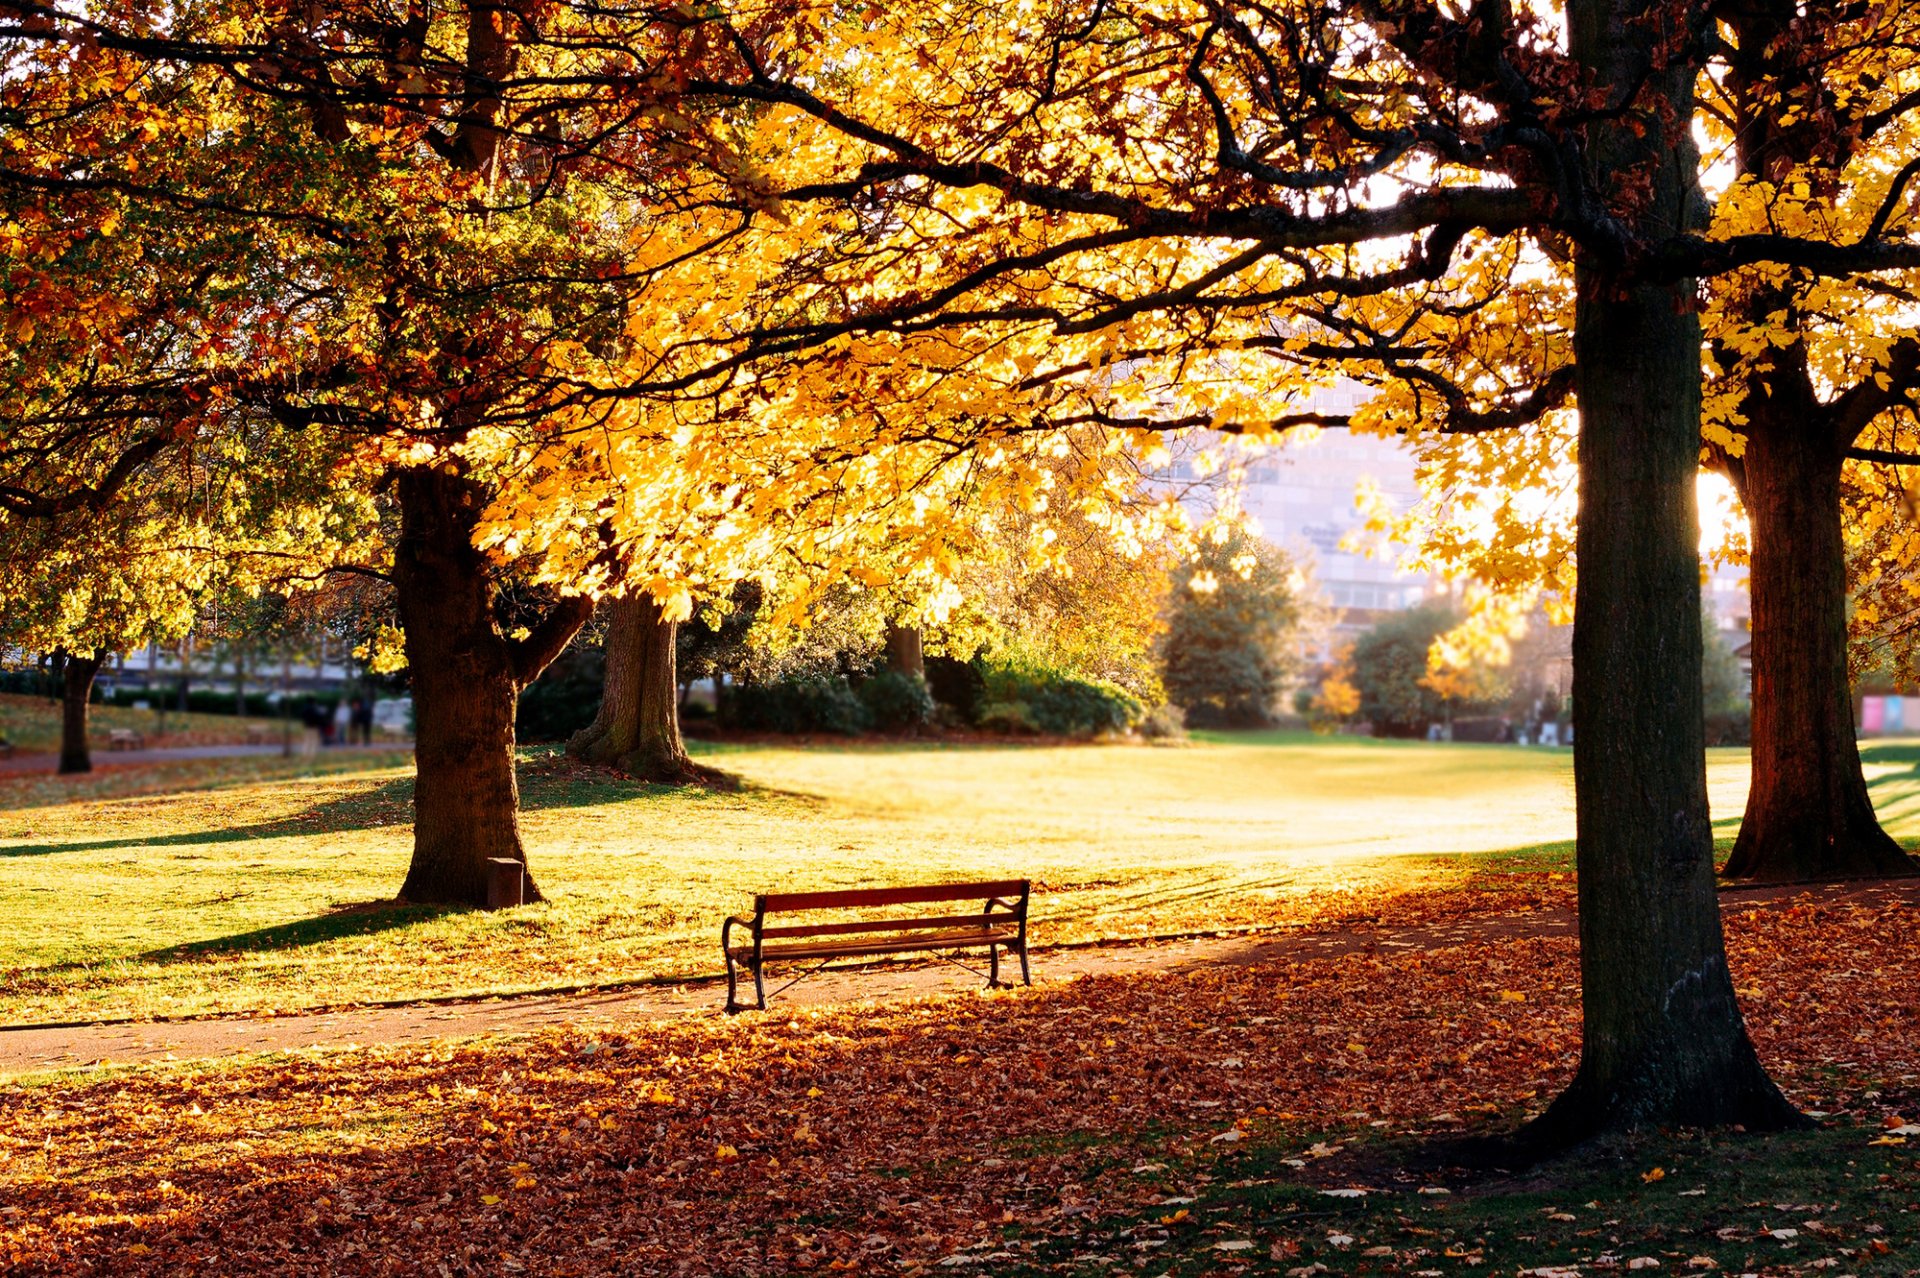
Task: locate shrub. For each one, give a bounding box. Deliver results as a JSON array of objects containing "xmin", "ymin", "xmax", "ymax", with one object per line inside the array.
[
  {"xmin": 976, "ymin": 653, "xmax": 1143, "ymax": 737},
  {"xmin": 1703, "ymin": 708, "xmax": 1751, "ymax": 747},
  {"xmin": 0, "ymin": 669, "xmax": 52, "ymax": 697},
  {"xmin": 726, "ymin": 675, "xmax": 872, "ymax": 735},
  {"xmin": 516, "ymin": 667, "xmax": 604, "ymax": 742},
  {"xmin": 1138, "ymin": 702, "xmax": 1187, "ymax": 740},
  {"xmin": 976, "ymin": 701, "xmax": 1038, "ymax": 734},
  {"xmin": 103, "ymin": 686, "xmax": 342, "ymax": 720},
  {"xmin": 856, "ymin": 670, "xmax": 935, "ymax": 732},
  {"xmin": 924, "ymin": 655, "xmax": 986, "ymax": 722}
]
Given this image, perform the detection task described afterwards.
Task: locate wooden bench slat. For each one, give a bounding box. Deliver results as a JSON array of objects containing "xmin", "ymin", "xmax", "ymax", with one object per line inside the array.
[
  {"xmin": 736, "ymin": 926, "xmax": 1018, "ymax": 962},
  {"xmin": 724, "ymin": 878, "xmax": 1031, "ymax": 1011},
  {"xmin": 758, "ymin": 911, "xmax": 1010, "ymax": 941},
  {"xmin": 757, "ymin": 880, "xmax": 1028, "ymax": 912}
]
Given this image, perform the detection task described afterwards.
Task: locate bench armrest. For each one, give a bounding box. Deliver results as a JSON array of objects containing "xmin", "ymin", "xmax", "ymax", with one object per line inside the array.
[{"xmin": 721, "ymin": 914, "xmax": 760, "ymax": 954}]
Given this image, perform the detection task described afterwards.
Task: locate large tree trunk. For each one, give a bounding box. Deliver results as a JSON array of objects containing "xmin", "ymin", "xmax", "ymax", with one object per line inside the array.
[
  {"xmin": 1532, "ymin": 0, "xmax": 1803, "ymax": 1143},
  {"xmin": 58, "ymin": 649, "xmax": 102, "ymax": 775},
  {"xmin": 392, "ymin": 469, "xmax": 534, "ymax": 906},
  {"xmin": 884, "ymin": 623, "xmax": 924, "ymax": 679},
  {"xmin": 569, "ymin": 593, "xmax": 720, "ymax": 784},
  {"xmin": 390, "ymin": 467, "xmax": 593, "ymax": 905},
  {"xmin": 1722, "ymin": 421, "xmax": 1913, "ymax": 880}
]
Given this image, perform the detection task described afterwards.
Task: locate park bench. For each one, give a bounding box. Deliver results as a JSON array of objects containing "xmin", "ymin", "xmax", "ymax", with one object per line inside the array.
[
  {"xmin": 107, "ymin": 728, "xmax": 145, "ymax": 751},
  {"xmin": 722, "ymin": 879, "xmax": 1031, "ymax": 1013}
]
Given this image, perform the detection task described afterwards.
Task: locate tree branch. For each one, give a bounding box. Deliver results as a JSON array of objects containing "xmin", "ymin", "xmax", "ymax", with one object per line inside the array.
[
  {"xmin": 0, "ymin": 431, "xmax": 171, "ymax": 518},
  {"xmin": 509, "ymin": 593, "xmax": 595, "ymax": 686}
]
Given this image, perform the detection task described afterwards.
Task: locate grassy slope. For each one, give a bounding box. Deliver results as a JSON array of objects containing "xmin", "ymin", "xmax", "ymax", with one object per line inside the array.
[
  {"xmin": 0, "ymin": 691, "xmax": 282, "ymax": 754},
  {"xmin": 2, "ymin": 734, "xmax": 1917, "ymax": 1023}
]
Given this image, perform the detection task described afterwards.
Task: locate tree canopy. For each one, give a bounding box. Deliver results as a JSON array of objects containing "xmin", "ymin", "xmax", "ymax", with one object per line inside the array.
[{"xmin": 15, "ymin": 0, "xmax": 1920, "ymax": 1140}]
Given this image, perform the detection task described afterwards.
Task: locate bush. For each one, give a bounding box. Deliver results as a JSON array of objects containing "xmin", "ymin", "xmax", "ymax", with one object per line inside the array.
[
  {"xmin": 856, "ymin": 670, "xmax": 935, "ymax": 732},
  {"xmin": 103, "ymin": 686, "xmax": 339, "ymax": 720},
  {"xmin": 726, "ymin": 675, "xmax": 872, "ymax": 735},
  {"xmin": 0, "ymin": 669, "xmax": 52, "ymax": 697},
  {"xmin": 924, "ymin": 655, "xmax": 986, "ymax": 722},
  {"xmin": 516, "ymin": 668, "xmax": 604, "ymax": 742},
  {"xmin": 1704, "ymin": 708, "xmax": 1751, "ymax": 747},
  {"xmin": 976, "ymin": 653, "xmax": 1143, "ymax": 738},
  {"xmin": 976, "ymin": 701, "xmax": 1038, "ymax": 734},
  {"xmin": 1138, "ymin": 702, "xmax": 1187, "ymax": 740}
]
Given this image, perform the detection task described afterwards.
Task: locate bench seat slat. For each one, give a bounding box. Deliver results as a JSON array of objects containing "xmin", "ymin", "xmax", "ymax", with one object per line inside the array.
[
  {"xmin": 758, "ymin": 911, "xmax": 1009, "ymax": 941},
  {"xmin": 757, "ymin": 880, "xmax": 1028, "ymax": 912},
  {"xmin": 733, "ymin": 925, "xmax": 1018, "ymax": 962}
]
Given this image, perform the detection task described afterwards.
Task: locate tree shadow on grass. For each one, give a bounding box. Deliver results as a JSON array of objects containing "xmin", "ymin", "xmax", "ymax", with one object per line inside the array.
[
  {"xmin": 136, "ymin": 898, "xmax": 456, "ymax": 962},
  {"xmin": 0, "ymin": 777, "xmax": 423, "ymax": 859},
  {"xmin": 9, "ymin": 899, "xmax": 456, "ymax": 987},
  {"xmin": 0, "ymin": 757, "xmax": 740, "ymax": 859}
]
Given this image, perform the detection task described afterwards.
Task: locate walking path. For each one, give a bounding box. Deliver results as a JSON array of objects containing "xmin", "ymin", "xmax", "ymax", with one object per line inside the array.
[
  {"xmin": 5, "ymin": 878, "xmax": 1910, "ymax": 1080},
  {"xmin": 0, "ymin": 741, "xmax": 408, "ymax": 775}
]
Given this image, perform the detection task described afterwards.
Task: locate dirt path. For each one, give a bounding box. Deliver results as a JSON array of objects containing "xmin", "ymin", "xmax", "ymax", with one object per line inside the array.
[{"xmin": 3, "ymin": 879, "xmax": 1908, "ymax": 1079}]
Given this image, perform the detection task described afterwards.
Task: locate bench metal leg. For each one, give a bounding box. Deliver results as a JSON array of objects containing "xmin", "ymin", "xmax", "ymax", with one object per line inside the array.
[
  {"xmin": 1018, "ymin": 942, "xmax": 1031, "ymax": 986},
  {"xmin": 752, "ymin": 959, "xmax": 766, "ymax": 1011},
  {"xmin": 988, "ymin": 943, "xmax": 1019, "ymax": 990},
  {"xmin": 725, "ymin": 953, "xmax": 743, "ymax": 1014}
]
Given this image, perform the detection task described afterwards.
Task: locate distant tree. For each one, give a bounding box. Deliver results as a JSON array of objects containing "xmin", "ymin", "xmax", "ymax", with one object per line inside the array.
[
  {"xmin": 1351, "ymin": 606, "xmax": 1508, "ymax": 738},
  {"xmin": 1162, "ymin": 535, "xmax": 1301, "ymax": 727},
  {"xmin": 1308, "ymin": 651, "xmax": 1362, "ymax": 734},
  {"xmin": 1351, "ymin": 608, "xmax": 1446, "ymax": 738},
  {"xmin": 951, "ymin": 490, "xmax": 1176, "ymax": 702},
  {"xmin": 1702, "ymin": 612, "xmax": 1749, "ymax": 717},
  {"xmin": 567, "ymin": 592, "xmax": 725, "ymax": 784}
]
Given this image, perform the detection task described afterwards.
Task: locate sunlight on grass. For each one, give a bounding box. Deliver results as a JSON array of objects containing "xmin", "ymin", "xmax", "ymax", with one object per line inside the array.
[
  {"xmin": 2, "ymin": 734, "xmax": 1916, "ymax": 1023},
  {"xmin": 0, "ymin": 692, "xmax": 282, "ymax": 754}
]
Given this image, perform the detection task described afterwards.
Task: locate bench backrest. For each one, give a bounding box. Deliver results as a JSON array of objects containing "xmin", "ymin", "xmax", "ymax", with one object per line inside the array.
[
  {"xmin": 756, "ymin": 879, "xmax": 1028, "ymax": 914},
  {"xmin": 748, "ymin": 880, "xmax": 1028, "ymax": 942}
]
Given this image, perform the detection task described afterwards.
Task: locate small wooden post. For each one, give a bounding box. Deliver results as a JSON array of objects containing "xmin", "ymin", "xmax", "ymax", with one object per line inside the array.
[{"xmin": 485, "ymin": 857, "xmax": 525, "ymax": 910}]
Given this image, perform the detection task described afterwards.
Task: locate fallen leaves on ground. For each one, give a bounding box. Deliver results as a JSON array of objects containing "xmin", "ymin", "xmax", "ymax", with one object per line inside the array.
[{"xmin": 1, "ymin": 886, "xmax": 1915, "ymax": 1275}]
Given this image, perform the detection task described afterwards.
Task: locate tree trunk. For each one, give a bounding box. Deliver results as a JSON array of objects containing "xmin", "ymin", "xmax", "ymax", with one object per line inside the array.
[
  {"xmin": 392, "ymin": 467, "xmax": 541, "ymax": 907},
  {"xmin": 1722, "ymin": 428, "xmax": 1913, "ymax": 880},
  {"xmin": 569, "ymin": 593, "xmax": 723, "ymax": 785},
  {"xmin": 57, "ymin": 649, "xmax": 102, "ymax": 775},
  {"xmin": 1531, "ymin": 0, "xmax": 1803, "ymax": 1143},
  {"xmin": 884, "ymin": 623, "xmax": 925, "ymax": 679},
  {"xmin": 176, "ymin": 634, "xmax": 192, "ymax": 713}
]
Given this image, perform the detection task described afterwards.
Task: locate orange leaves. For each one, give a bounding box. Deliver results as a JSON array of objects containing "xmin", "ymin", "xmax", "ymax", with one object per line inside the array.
[{"xmin": 3, "ymin": 882, "xmax": 1918, "ymax": 1273}]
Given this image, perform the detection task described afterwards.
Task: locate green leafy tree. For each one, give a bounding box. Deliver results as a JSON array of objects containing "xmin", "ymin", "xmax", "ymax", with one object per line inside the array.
[
  {"xmin": 1162, "ymin": 534, "xmax": 1302, "ymax": 728},
  {"xmin": 1351, "ymin": 606, "xmax": 1508, "ymax": 738},
  {"xmin": 1702, "ymin": 612, "xmax": 1749, "ymax": 718}
]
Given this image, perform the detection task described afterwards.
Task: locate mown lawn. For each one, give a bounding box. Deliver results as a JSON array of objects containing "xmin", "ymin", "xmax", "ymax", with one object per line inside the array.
[
  {"xmin": 0, "ymin": 691, "xmax": 283, "ymax": 754},
  {"xmin": 2, "ymin": 733, "xmax": 1917, "ymax": 1023}
]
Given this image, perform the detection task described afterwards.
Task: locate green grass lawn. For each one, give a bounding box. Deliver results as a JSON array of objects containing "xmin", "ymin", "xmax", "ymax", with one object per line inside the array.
[
  {"xmin": 2, "ymin": 733, "xmax": 1918, "ymax": 1024},
  {"xmin": 0, "ymin": 691, "xmax": 282, "ymax": 754}
]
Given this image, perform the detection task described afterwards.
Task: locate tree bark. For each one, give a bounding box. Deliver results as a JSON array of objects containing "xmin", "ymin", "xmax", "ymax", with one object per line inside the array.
[
  {"xmin": 1722, "ymin": 425, "xmax": 1913, "ymax": 880},
  {"xmin": 58, "ymin": 648, "xmax": 102, "ymax": 775},
  {"xmin": 1530, "ymin": 0, "xmax": 1803, "ymax": 1143},
  {"xmin": 884, "ymin": 623, "xmax": 925, "ymax": 679},
  {"xmin": 391, "ymin": 467, "xmax": 594, "ymax": 906},
  {"xmin": 569, "ymin": 593, "xmax": 725, "ymax": 785}
]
